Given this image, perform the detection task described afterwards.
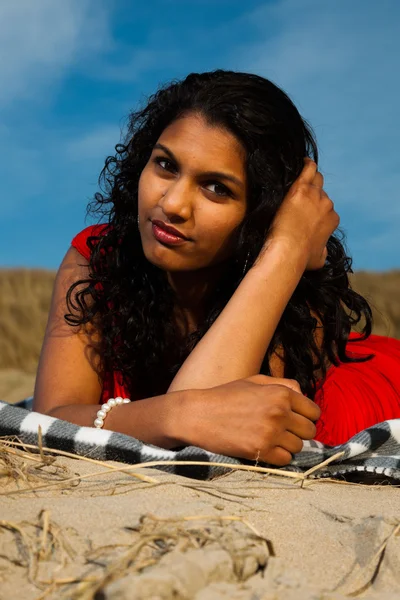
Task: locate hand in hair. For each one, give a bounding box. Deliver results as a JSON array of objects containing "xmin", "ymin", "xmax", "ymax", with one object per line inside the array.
[
  {"xmin": 177, "ymin": 374, "xmax": 320, "ymax": 466},
  {"xmin": 266, "ymin": 158, "xmax": 340, "ymax": 271}
]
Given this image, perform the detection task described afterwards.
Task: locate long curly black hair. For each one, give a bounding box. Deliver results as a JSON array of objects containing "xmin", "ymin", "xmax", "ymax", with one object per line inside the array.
[{"xmin": 66, "ymin": 69, "xmax": 373, "ymax": 401}]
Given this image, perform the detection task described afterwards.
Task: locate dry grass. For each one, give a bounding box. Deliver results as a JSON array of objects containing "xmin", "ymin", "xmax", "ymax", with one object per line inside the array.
[
  {"xmin": 0, "ymin": 509, "xmax": 78, "ymax": 591},
  {"xmin": 0, "ymin": 435, "xmax": 345, "ymax": 498},
  {"xmin": 0, "ymin": 508, "xmax": 272, "ymax": 600},
  {"xmin": 350, "ymin": 271, "xmax": 400, "ymax": 339},
  {"xmin": 0, "ymin": 268, "xmax": 398, "ymax": 379},
  {"xmin": 1, "ymin": 439, "xmax": 398, "ymax": 598},
  {"xmin": 0, "ymin": 437, "xmax": 348, "ymax": 598},
  {"xmin": 0, "ymin": 269, "xmax": 55, "ymax": 373}
]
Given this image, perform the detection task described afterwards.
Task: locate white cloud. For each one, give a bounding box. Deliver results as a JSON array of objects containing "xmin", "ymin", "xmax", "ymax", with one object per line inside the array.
[
  {"xmin": 233, "ymin": 0, "xmax": 400, "ymax": 191},
  {"xmin": 0, "ymin": 0, "xmax": 114, "ymax": 218},
  {"xmin": 241, "ymin": 0, "xmax": 398, "ymax": 76},
  {"xmin": 1, "ymin": 0, "xmax": 398, "ymax": 269},
  {"xmin": 0, "ymin": 0, "xmax": 111, "ymax": 107},
  {"xmin": 65, "ymin": 124, "xmax": 123, "ymax": 161},
  {"xmin": 229, "ymin": 0, "xmax": 400, "ymax": 266}
]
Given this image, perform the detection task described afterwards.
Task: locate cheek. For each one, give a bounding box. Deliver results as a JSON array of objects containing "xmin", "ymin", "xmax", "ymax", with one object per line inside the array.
[
  {"xmin": 211, "ymin": 207, "xmax": 245, "ymax": 236},
  {"xmin": 138, "ymin": 167, "xmax": 161, "ymax": 205},
  {"xmin": 137, "ymin": 169, "xmax": 150, "ymax": 203},
  {"xmin": 200, "ymin": 212, "xmax": 243, "ymax": 252}
]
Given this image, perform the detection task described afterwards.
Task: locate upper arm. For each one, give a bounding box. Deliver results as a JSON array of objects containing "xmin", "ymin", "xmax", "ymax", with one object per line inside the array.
[{"xmin": 33, "ymin": 246, "xmax": 103, "ymax": 415}]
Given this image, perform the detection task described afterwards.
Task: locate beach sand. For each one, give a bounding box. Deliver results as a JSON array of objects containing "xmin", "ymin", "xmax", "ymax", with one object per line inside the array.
[{"xmin": 0, "ymin": 443, "xmax": 399, "ymax": 600}]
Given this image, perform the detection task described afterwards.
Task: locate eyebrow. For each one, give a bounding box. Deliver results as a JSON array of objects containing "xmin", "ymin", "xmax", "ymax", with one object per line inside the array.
[{"xmin": 153, "ymin": 143, "xmax": 244, "ymax": 189}]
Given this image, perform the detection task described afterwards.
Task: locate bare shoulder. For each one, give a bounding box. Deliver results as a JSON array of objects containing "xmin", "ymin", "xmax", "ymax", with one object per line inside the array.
[
  {"xmin": 33, "ymin": 247, "xmax": 103, "ymax": 414},
  {"xmin": 46, "ymin": 246, "xmax": 93, "ymax": 335}
]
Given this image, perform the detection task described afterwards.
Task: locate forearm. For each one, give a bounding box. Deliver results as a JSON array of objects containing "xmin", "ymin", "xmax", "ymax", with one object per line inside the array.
[
  {"xmin": 168, "ymin": 240, "xmax": 308, "ymax": 393},
  {"xmin": 46, "ymin": 391, "xmax": 189, "ymax": 448}
]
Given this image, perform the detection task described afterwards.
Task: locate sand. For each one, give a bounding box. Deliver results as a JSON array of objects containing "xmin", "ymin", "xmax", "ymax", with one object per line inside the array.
[
  {"xmin": 0, "ymin": 369, "xmax": 399, "ymax": 598},
  {"xmin": 0, "ymin": 442, "xmax": 399, "ymax": 600}
]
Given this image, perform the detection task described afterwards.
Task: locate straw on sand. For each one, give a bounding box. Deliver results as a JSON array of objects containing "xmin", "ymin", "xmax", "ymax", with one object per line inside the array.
[
  {"xmin": 0, "ymin": 431, "xmax": 346, "ymax": 498},
  {"xmin": 1, "ymin": 429, "xmax": 398, "ymax": 600},
  {"xmin": 0, "ymin": 508, "xmax": 274, "ymax": 600}
]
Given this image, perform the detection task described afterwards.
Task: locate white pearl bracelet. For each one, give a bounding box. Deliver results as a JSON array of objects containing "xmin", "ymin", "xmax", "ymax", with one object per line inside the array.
[{"xmin": 94, "ymin": 397, "xmax": 131, "ymax": 429}]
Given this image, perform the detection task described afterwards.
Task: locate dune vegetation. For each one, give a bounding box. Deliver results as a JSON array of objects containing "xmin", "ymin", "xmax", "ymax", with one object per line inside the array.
[{"xmin": 0, "ymin": 268, "xmax": 398, "ymax": 401}]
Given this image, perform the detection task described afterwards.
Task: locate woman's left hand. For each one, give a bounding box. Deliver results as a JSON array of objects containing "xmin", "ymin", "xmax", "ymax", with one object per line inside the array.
[{"xmin": 262, "ymin": 158, "xmax": 340, "ymax": 271}]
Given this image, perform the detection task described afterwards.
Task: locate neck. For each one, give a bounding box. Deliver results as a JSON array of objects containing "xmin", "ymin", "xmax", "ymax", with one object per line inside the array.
[{"xmin": 167, "ymin": 263, "xmax": 225, "ymax": 333}]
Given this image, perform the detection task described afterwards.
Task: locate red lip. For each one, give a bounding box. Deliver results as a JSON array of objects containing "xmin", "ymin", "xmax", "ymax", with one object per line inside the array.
[{"xmin": 151, "ymin": 220, "xmax": 189, "ymax": 240}]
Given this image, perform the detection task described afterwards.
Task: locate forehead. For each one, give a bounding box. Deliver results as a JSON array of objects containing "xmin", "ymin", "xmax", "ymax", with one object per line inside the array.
[{"xmin": 157, "ymin": 114, "xmax": 246, "ymax": 175}]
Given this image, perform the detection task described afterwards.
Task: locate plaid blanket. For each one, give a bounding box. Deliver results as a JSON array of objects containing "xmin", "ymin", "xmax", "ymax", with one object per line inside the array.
[{"xmin": 1, "ymin": 399, "xmax": 400, "ymax": 483}]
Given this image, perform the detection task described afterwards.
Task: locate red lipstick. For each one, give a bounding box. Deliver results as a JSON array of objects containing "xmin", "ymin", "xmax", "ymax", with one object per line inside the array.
[
  {"xmin": 151, "ymin": 220, "xmax": 189, "ymax": 245},
  {"xmin": 152, "ymin": 220, "xmax": 188, "ymax": 239}
]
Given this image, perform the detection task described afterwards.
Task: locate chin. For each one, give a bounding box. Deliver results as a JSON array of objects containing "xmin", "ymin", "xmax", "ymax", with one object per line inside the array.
[
  {"xmin": 142, "ymin": 245, "xmax": 176, "ymax": 271},
  {"xmin": 142, "ymin": 242, "xmax": 217, "ymax": 273},
  {"xmin": 144, "ymin": 253, "xmax": 205, "ymax": 274}
]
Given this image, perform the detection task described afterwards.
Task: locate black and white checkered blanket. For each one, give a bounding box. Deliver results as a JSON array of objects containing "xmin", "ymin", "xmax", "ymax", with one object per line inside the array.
[{"xmin": 1, "ymin": 399, "xmax": 400, "ymax": 483}]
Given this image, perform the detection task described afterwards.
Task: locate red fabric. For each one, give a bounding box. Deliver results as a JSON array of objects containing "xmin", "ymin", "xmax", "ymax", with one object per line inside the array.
[
  {"xmin": 314, "ymin": 333, "xmax": 400, "ymax": 446},
  {"xmin": 71, "ymin": 225, "xmax": 400, "ymax": 445},
  {"xmin": 71, "ymin": 224, "xmax": 122, "ymax": 404},
  {"xmin": 71, "ymin": 224, "xmax": 109, "ymax": 260}
]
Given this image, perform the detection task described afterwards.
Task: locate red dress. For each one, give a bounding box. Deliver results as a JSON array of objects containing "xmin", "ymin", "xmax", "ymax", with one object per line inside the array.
[{"xmin": 71, "ymin": 225, "xmax": 400, "ymax": 447}]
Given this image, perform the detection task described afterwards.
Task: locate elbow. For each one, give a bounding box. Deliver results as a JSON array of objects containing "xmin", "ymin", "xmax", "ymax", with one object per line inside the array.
[
  {"xmin": 45, "ymin": 407, "xmax": 58, "ymax": 417},
  {"xmin": 37, "ymin": 405, "xmax": 59, "ymax": 418},
  {"xmin": 42, "ymin": 405, "xmax": 69, "ymax": 418}
]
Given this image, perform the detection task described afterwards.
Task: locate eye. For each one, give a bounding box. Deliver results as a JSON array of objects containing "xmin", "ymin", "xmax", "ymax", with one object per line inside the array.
[
  {"xmin": 153, "ymin": 156, "xmax": 176, "ymax": 172},
  {"xmin": 153, "ymin": 156, "xmax": 232, "ymax": 198},
  {"xmin": 204, "ymin": 182, "xmax": 232, "ymax": 198}
]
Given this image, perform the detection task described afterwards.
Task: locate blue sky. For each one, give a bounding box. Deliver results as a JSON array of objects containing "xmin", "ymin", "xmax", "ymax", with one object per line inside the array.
[{"xmin": 0, "ymin": 0, "xmax": 399, "ymax": 271}]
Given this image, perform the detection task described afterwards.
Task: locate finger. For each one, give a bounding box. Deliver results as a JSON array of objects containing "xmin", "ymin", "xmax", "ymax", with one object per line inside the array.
[
  {"xmin": 289, "ymin": 390, "xmax": 321, "ymax": 422},
  {"xmin": 325, "ymin": 208, "xmax": 340, "ymax": 236},
  {"xmin": 261, "ymin": 446, "xmax": 293, "ymax": 467},
  {"xmin": 270, "ymin": 378, "xmax": 301, "ymax": 393},
  {"xmin": 276, "ymin": 431, "xmax": 304, "ymax": 455},
  {"xmin": 244, "ymin": 374, "xmax": 273, "ymax": 385},
  {"xmin": 286, "ymin": 411, "xmax": 317, "ymax": 440},
  {"xmin": 312, "ymin": 170, "xmax": 324, "ymax": 189},
  {"xmin": 298, "ymin": 158, "xmax": 318, "ymax": 183},
  {"xmin": 321, "ymin": 189, "xmax": 334, "ymax": 208},
  {"xmin": 321, "ymin": 191, "xmax": 339, "ymax": 222},
  {"xmin": 331, "ymin": 209, "xmax": 340, "ymax": 229},
  {"xmin": 246, "ymin": 375, "xmax": 301, "ymax": 393}
]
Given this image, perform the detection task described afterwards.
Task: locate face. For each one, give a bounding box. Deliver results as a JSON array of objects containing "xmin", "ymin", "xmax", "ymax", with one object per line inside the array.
[{"xmin": 138, "ymin": 113, "xmax": 247, "ymax": 274}]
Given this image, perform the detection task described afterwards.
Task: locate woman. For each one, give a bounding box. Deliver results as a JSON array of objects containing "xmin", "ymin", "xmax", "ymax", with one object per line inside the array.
[{"xmin": 33, "ymin": 70, "xmax": 400, "ymax": 466}]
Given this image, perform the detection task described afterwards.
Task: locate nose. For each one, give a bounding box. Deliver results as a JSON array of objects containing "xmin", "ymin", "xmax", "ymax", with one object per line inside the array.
[{"xmin": 159, "ymin": 178, "xmax": 193, "ymax": 222}]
